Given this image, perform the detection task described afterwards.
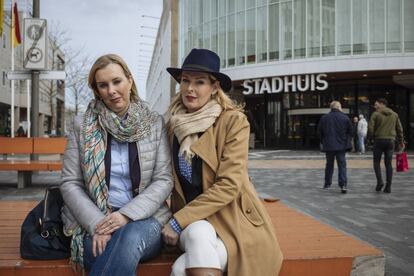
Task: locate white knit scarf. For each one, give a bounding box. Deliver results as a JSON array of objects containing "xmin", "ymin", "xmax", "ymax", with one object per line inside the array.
[{"xmin": 169, "ymin": 99, "xmax": 222, "ymax": 163}]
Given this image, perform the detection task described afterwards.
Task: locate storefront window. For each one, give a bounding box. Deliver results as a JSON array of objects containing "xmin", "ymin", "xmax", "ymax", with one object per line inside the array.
[
  {"xmin": 269, "ymin": 3, "xmax": 280, "ymax": 60},
  {"xmin": 337, "ymin": 0, "xmax": 351, "ymax": 55},
  {"xmin": 294, "ymin": 0, "xmax": 306, "ymax": 58},
  {"xmin": 369, "ymin": 0, "xmax": 385, "ymax": 53},
  {"xmin": 387, "ymin": 0, "xmax": 402, "ymax": 53},
  {"xmin": 237, "ymin": 11, "xmax": 246, "ymax": 65},
  {"xmin": 257, "ymin": 6, "xmax": 268, "ymax": 62},
  {"xmin": 246, "ymin": 8, "xmax": 256, "ymax": 63},
  {"xmin": 281, "ymin": 1, "xmax": 293, "ymax": 59},
  {"xmin": 352, "ymin": 0, "xmax": 368, "ymax": 55},
  {"xmin": 308, "ymin": 0, "xmax": 321, "ymax": 57},
  {"xmin": 322, "ymin": 0, "xmax": 335, "ymax": 56},
  {"xmin": 404, "ymin": 0, "xmax": 414, "ymax": 52}
]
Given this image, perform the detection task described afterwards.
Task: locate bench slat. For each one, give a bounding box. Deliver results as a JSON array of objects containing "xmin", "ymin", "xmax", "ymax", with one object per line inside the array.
[
  {"xmin": 33, "ymin": 138, "xmax": 67, "ymax": 154},
  {"xmin": 0, "ymin": 138, "xmax": 33, "ymax": 154}
]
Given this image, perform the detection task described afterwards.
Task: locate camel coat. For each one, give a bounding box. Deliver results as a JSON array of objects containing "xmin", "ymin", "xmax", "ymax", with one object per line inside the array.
[{"xmin": 170, "ymin": 110, "xmax": 283, "ymax": 276}]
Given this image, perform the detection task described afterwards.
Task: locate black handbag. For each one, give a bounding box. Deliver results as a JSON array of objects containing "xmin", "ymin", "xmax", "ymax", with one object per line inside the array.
[{"xmin": 20, "ymin": 186, "xmax": 71, "ymax": 259}]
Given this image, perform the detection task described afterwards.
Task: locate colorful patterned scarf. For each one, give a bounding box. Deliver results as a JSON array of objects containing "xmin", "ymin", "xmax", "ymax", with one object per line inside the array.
[{"xmin": 70, "ymin": 98, "xmax": 158, "ymax": 267}]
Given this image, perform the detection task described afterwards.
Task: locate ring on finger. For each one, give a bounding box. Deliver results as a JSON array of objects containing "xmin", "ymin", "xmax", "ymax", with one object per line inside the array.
[{"xmin": 109, "ymin": 220, "xmax": 113, "ymax": 225}]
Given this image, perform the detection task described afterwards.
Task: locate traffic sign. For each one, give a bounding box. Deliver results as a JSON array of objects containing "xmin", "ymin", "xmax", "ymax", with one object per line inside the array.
[
  {"xmin": 23, "ymin": 18, "xmax": 47, "ymax": 70},
  {"xmin": 7, "ymin": 71, "xmax": 66, "ymax": 80}
]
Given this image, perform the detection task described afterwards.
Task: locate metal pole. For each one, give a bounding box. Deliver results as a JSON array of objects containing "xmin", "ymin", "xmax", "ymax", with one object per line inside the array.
[{"xmin": 31, "ymin": 0, "xmax": 40, "ymax": 160}]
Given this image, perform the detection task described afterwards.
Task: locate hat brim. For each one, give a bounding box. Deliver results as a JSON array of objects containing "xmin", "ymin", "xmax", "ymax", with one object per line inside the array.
[{"xmin": 166, "ymin": 67, "xmax": 232, "ymax": 92}]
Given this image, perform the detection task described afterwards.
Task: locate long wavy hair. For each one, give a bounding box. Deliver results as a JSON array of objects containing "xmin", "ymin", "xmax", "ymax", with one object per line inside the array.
[{"xmin": 88, "ymin": 54, "xmax": 139, "ymax": 102}]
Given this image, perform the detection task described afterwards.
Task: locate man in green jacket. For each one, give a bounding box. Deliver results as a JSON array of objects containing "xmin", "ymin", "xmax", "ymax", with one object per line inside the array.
[{"xmin": 368, "ymin": 98, "xmax": 404, "ymax": 193}]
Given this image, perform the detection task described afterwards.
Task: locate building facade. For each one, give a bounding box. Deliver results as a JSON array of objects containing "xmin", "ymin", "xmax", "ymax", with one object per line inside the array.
[
  {"xmin": 0, "ymin": 6, "xmax": 65, "ymax": 137},
  {"xmin": 147, "ymin": 0, "xmax": 414, "ymax": 149}
]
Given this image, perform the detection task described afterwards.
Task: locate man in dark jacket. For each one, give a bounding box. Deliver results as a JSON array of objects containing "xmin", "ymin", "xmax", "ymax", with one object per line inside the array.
[
  {"xmin": 368, "ymin": 98, "xmax": 404, "ymax": 193},
  {"xmin": 318, "ymin": 101, "xmax": 353, "ymax": 193}
]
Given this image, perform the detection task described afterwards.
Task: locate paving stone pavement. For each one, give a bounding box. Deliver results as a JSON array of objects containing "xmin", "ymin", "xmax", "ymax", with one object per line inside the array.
[{"xmin": 0, "ymin": 150, "xmax": 413, "ymax": 275}]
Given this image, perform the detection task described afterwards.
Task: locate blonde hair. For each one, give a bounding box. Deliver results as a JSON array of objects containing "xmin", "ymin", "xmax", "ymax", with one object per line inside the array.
[{"xmin": 88, "ymin": 54, "xmax": 139, "ymax": 101}]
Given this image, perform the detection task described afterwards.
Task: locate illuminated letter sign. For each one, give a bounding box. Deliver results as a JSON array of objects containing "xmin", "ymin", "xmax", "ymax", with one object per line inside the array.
[{"xmin": 242, "ymin": 73, "xmax": 328, "ymax": 95}]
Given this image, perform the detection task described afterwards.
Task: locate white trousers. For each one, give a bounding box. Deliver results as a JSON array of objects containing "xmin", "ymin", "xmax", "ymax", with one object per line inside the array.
[{"xmin": 170, "ymin": 220, "xmax": 228, "ymax": 276}]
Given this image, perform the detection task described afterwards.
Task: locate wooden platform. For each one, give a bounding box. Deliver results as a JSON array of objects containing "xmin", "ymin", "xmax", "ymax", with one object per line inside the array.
[{"xmin": 0, "ymin": 200, "xmax": 384, "ymax": 276}]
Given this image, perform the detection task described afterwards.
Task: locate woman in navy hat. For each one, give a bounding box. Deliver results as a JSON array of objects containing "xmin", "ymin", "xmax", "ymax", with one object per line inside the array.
[{"xmin": 162, "ymin": 48, "xmax": 283, "ymax": 276}]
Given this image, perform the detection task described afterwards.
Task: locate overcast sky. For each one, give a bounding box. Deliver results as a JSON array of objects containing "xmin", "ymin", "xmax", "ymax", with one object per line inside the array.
[{"xmin": 40, "ymin": 0, "xmax": 163, "ymax": 99}]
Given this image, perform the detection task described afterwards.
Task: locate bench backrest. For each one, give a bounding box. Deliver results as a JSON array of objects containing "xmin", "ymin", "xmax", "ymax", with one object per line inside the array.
[
  {"xmin": 0, "ymin": 137, "xmax": 33, "ymax": 154},
  {"xmin": 33, "ymin": 137, "xmax": 67, "ymax": 154}
]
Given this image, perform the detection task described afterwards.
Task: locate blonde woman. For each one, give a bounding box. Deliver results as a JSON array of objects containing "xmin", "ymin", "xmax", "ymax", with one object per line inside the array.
[
  {"xmin": 162, "ymin": 48, "xmax": 283, "ymax": 276},
  {"xmin": 60, "ymin": 54, "xmax": 173, "ymax": 275}
]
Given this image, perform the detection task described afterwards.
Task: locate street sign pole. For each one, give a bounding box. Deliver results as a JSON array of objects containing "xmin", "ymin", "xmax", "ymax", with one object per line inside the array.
[{"xmin": 31, "ymin": 0, "xmax": 40, "ymax": 160}]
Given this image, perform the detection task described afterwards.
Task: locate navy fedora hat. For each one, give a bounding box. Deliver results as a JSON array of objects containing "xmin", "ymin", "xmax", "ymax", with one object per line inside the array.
[{"xmin": 167, "ymin": 48, "xmax": 232, "ymax": 92}]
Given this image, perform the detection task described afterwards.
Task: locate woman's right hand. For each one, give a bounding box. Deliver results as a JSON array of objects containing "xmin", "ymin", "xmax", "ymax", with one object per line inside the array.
[{"xmin": 92, "ymin": 233, "xmax": 111, "ymax": 257}]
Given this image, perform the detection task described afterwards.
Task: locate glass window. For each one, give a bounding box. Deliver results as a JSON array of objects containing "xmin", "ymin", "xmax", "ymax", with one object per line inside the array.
[
  {"xmin": 228, "ymin": 0, "xmax": 236, "ymax": 13},
  {"xmin": 322, "ymin": 0, "xmax": 335, "ymax": 56},
  {"xmin": 257, "ymin": 6, "xmax": 268, "ymax": 62},
  {"xmin": 308, "ymin": 0, "xmax": 320, "ymax": 57},
  {"xmin": 203, "ymin": 0, "xmax": 210, "ymax": 23},
  {"xmin": 218, "ymin": 17, "xmax": 226, "ymax": 67},
  {"xmin": 369, "ymin": 0, "xmax": 385, "ymax": 53},
  {"xmin": 198, "ymin": 25, "xmax": 203, "ymax": 47},
  {"xmin": 270, "ymin": 0, "xmax": 279, "ymax": 3},
  {"xmin": 337, "ymin": 0, "xmax": 351, "ymax": 55},
  {"xmin": 211, "ymin": 19, "xmax": 218, "ymax": 53},
  {"xmin": 237, "ymin": 0, "xmax": 245, "ymax": 11},
  {"xmin": 212, "ymin": 0, "xmax": 218, "ymax": 18},
  {"xmin": 281, "ymin": 1, "xmax": 293, "ymax": 59},
  {"xmin": 246, "ymin": 8, "xmax": 256, "ymax": 63},
  {"xmin": 269, "ymin": 3, "xmax": 280, "ymax": 60},
  {"xmin": 257, "ymin": 0, "xmax": 267, "ymax": 6},
  {"xmin": 294, "ymin": 0, "xmax": 306, "ymax": 58},
  {"xmin": 387, "ymin": 0, "xmax": 402, "ymax": 53},
  {"xmin": 203, "ymin": 22, "xmax": 211, "ymax": 49},
  {"xmin": 227, "ymin": 14, "xmax": 236, "ymax": 66},
  {"xmin": 404, "ymin": 0, "xmax": 414, "ymax": 52},
  {"xmin": 247, "ymin": 0, "xmax": 256, "ymax": 9},
  {"xmin": 352, "ymin": 0, "xmax": 367, "ymax": 54},
  {"xmin": 219, "ymin": 0, "xmax": 226, "ymax": 16},
  {"xmin": 237, "ymin": 11, "xmax": 246, "ymax": 65}
]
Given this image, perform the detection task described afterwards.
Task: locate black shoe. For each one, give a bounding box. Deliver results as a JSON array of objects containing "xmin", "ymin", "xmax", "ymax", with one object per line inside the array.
[
  {"xmin": 323, "ymin": 184, "xmax": 331, "ymax": 189},
  {"xmin": 383, "ymin": 184, "xmax": 391, "ymax": 193},
  {"xmin": 375, "ymin": 183, "xmax": 384, "ymax": 192},
  {"xmin": 341, "ymin": 186, "xmax": 348, "ymax": 194}
]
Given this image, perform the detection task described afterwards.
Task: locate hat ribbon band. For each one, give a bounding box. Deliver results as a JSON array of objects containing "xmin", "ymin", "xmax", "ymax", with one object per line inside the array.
[{"xmin": 182, "ymin": 64, "xmax": 215, "ymax": 72}]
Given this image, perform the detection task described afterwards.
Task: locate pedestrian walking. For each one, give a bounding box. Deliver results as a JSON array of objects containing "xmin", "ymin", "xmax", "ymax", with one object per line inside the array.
[
  {"xmin": 318, "ymin": 101, "xmax": 353, "ymax": 193},
  {"xmin": 352, "ymin": 116, "xmax": 359, "ymax": 152},
  {"xmin": 368, "ymin": 98, "xmax": 404, "ymax": 193},
  {"xmin": 357, "ymin": 114, "xmax": 368, "ymax": 154}
]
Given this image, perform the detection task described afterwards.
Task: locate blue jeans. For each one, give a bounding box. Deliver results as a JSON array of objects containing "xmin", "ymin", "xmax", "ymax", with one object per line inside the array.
[
  {"xmin": 357, "ymin": 134, "xmax": 366, "ymax": 153},
  {"xmin": 83, "ymin": 217, "xmax": 162, "ymax": 276},
  {"xmin": 325, "ymin": 151, "xmax": 347, "ymax": 187}
]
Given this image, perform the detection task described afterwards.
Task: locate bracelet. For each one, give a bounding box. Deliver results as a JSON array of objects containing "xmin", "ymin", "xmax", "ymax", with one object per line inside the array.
[{"xmin": 169, "ymin": 218, "xmax": 182, "ymax": 234}]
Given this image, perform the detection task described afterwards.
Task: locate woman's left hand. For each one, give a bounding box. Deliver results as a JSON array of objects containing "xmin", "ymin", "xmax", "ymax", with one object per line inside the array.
[
  {"xmin": 95, "ymin": 211, "xmax": 130, "ymax": 235},
  {"xmin": 162, "ymin": 223, "xmax": 179, "ymax": 246}
]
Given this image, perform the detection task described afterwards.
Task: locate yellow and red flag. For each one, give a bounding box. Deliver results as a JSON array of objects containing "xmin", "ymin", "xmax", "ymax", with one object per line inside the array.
[
  {"xmin": 0, "ymin": 0, "xmax": 4, "ymax": 36},
  {"xmin": 10, "ymin": 1, "xmax": 21, "ymax": 47}
]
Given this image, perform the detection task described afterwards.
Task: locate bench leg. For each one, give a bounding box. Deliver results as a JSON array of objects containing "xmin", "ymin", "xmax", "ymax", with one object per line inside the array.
[{"xmin": 17, "ymin": 172, "xmax": 32, "ymax": 189}]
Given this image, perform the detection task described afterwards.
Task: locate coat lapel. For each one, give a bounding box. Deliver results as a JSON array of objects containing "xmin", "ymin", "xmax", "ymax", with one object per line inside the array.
[
  {"xmin": 191, "ymin": 126, "xmax": 218, "ymax": 173},
  {"xmin": 169, "ymin": 134, "xmax": 186, "ymax": 201}
]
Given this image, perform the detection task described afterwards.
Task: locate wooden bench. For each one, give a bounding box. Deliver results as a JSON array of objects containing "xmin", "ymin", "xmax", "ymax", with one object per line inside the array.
[
  {"xmin": 0, "ymin": 138, "xmax": 67, "ymax": 188},
  {"xmin": 0, "ymin": 200, "xmax": 384, "ymax": 276}
]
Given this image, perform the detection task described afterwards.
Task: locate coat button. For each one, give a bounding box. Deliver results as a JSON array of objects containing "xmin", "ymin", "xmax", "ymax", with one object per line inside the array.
[{"xmin": 246, "ymin": 209, "xmax": 252, "ymax": 214}]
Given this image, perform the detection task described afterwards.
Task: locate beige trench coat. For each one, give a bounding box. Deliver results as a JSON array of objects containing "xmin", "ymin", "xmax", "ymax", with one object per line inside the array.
[{"xmin": 170, "ymin": 110, "xmax": 283, "ymax": 276}]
